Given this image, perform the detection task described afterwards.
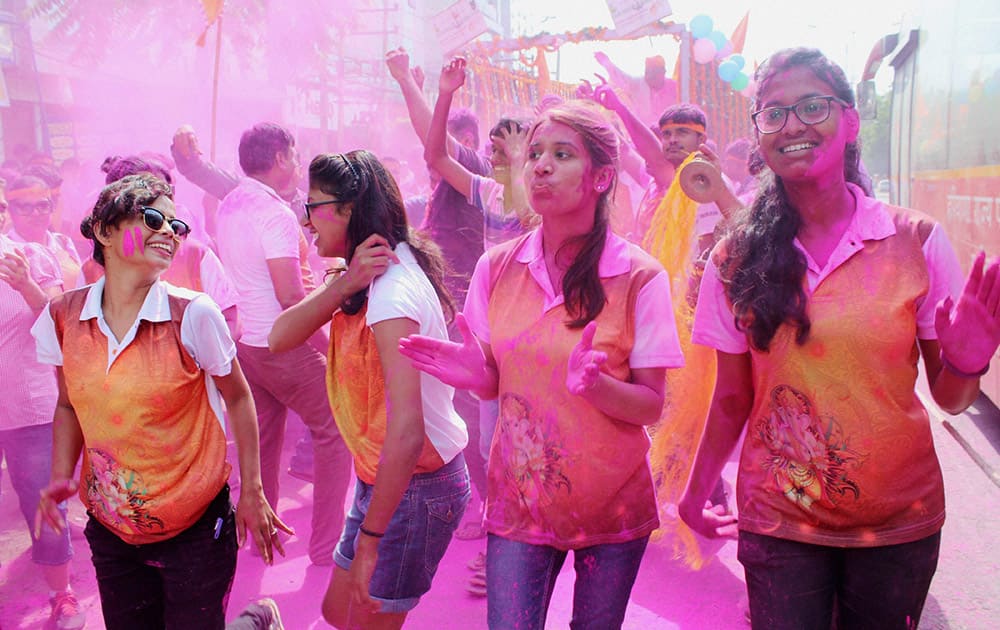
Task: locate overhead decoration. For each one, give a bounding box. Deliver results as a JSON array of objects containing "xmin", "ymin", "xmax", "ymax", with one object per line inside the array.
[{"xmin": 687, "ymin": 12, "xmax": 754, "ymax": 98}]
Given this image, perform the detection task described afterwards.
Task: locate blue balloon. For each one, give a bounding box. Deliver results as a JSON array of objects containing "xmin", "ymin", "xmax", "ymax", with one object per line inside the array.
[
  {"xmin": 730, "ymin": 72, "xmax": 750, "ymax": 91},
  {"xmin": 718, "ymin": 61, "xmax": 740, "ymax": 83},
  {"xmin": 690, "ymin": 15, "xmax": 713, "ymax": 39},
  {"xmin": 729, "ymin": 54, "xmax": 746, "ymax": 70},
  {"xmin": 708, "ymin": 30, "xmax": 728, "ymax": 51}
]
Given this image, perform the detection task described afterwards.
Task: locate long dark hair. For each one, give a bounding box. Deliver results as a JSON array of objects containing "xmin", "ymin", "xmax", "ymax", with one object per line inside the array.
[
  {"xmin": 309, "ymin": 150, "xmax": 454, "ymax": 319},
  {"xmin": 530, "ymin": 101, "xmax": 619, "ymax": 329},
  {"xmin": 722, "ymin": 48, "xmax": 870, "ymax": 351}
]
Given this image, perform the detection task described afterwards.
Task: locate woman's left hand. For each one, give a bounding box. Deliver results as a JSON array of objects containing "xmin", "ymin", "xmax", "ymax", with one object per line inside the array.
[
  {"xmin": 936, "ymin": 251, "xmax": 1000, "ymax": 374},
  {"xmin": 236, "ymin": 488, "xmax": 294, "ymax": 565},
  {"xmin": 566, "ymin": 321, "xmax": 608, "ymax": 395},
  {"xmin": 347, "ymin": 535, "xmax": 382, "ymax": 616}
]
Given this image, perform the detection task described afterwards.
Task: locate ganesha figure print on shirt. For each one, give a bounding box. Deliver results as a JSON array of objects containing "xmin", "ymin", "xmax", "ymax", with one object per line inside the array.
[
  {"xmin": 85, "ymin": 448, "xmax": 164, "ymax": 535},
  {"xmin": 755, "ymin": 384, "xmax": 864, "ymax": 512},
  {"xmin": 497, "ymin": 393, "xmax": 573, "ymax": 527}
]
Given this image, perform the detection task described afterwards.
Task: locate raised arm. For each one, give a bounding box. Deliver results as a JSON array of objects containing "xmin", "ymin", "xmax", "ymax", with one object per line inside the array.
[
  {"xmin": 590, "ymin": 83, "xmax": 674, "ymax": 189},
  {"xmin": 424, "ymin": 57, "xmax": 475, "ymax": 197},
  {"xmin": 594, "ymin": 51, "xmax": 641, "ymax": 93},
  {"xmin": 170, "ymin": 125, "xmax": 240, "ymax": 200},
  {"xmin": 386, "ymin": 47, "xmax": 459, "ymax": 158}
]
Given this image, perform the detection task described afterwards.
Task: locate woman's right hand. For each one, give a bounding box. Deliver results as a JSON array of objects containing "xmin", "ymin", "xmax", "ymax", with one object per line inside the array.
[
  {"xmin": 339, "ymin": 234, "xmax": 399, "ymax": 296},
  {"xmin": 398, "ymin": 312, "xmax": 490, "ymax": 393},
  {"xmin": 34, "ymin": 478, "xmax": 78, "ymax": 537}
]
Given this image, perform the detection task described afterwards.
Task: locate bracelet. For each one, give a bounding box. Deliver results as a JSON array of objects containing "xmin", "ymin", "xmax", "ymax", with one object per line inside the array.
[
  {"xmin": 358, "ymin": 524, "xmax": 385, "ymax": 539},
  {"xmin": 940, "ymin": 351, "xmax": 990, "ymax": 378}
]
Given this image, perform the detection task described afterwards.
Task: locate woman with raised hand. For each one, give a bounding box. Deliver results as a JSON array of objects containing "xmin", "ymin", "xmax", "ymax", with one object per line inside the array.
[
  {"xmin": 680, "ymin": 47, "xmax": 1000, "ymax": 629},
  {"xmin": 32, "ymin": 173, "xmax": 287, "ymax": 629},
  {"xmin": 400, "ymin": 101, "xmax": 684, "ymax": 629},
  {"xmin": 269, "ymin": 150, "xmax": 470, "ymax": 629}
]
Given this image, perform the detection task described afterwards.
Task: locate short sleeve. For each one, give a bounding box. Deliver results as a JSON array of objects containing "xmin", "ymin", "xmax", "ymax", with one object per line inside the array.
[
  {"xmin": 179, "ymin": 294, "xmax": 237, "ymax": 376},
  {"xmin": 463, "ymin": 253, "xmax": 493, "ymax": 343},
  {"xmin": 31, "ymin": 303, "xmax": 63, "ymax": 366},
  {"xmin": 916, "ymin": 224, "xmax": 964, "ymax": 339},
  {"xmin": 198, "ymin": 248, "xmax": 239, "ymax": 311},
  {"xmin": 366, "ymin": 265, "xmax": 423, "ymax": 327},
  {"xmin": 630, "ymin": 270, "xmax": 685, "ymax": 368},
  {"xmin": 259, "ymin": 206, "xmax": 303, "ymax": 261},
  {"xmin": 691, "ymin": 255, "xmax": 750, "ymax": 354}
]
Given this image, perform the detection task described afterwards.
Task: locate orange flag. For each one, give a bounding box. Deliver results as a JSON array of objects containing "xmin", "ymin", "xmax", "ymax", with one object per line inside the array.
[
  {"xmin": 196, "ymin": 0, "xmax": 225, "ymax": 47},
  {"xmin": 729, "ymin": 11, "xmax": 749, "ymax": 54}
]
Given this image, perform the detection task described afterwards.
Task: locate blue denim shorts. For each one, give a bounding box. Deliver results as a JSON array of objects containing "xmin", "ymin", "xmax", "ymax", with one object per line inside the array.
[
  {"xmin": 0, "ymin": 424, "xmax": 73, "ymax": 566},
  {"xmin": 334, "ymin": 453, "xmax": 470, "ymax": 613}
]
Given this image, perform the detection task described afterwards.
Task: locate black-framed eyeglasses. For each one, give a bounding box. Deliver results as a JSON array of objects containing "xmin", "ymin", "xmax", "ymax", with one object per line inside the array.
[
  {"xmin": 751, "ymin": 95, "xmax": 848, "ymax": 134},
  {"xmin": 9, "ymin": 199, "xmax": 54, "ymax": 216},
  {"xmin": 303, "ymin": 199, "xmax": 341, "ymax": 221},
  {"xmin": 139, "ymin": 206, "xmax": 191, "ymax": 238}
]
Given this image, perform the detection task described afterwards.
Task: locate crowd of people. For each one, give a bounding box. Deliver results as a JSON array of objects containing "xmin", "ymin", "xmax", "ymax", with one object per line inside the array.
[{"xmin": 0, "ymin": 44, "xmax": 998, "ymax": 630}]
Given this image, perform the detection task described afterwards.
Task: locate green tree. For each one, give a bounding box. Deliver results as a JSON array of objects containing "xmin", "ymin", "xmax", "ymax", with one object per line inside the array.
[{"xmin": 859, "ymin": 91, "xmax": 892, "ymax": 179}]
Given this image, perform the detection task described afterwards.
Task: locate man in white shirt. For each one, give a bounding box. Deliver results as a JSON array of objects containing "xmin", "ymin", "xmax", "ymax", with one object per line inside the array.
[{"xmin": 215, "ymin": 123, "xmax": 350, "ymax": 566}]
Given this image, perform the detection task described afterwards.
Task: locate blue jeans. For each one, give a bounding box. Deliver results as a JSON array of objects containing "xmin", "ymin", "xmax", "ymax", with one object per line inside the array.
[
  {"xmin": 486, "ymin": 533, "xmax": 649, "ymax": 630},
  {"xmin": 0, "ymin": 424, "xmax": 72, "ymax": 565},
  {"xmin": 738, "ymin": 530, "xmax": 941, "ymax": 630},
  {"xmin": 334, "ymin": 453, "xmax": 471, "ymax": 613},
  {"xmin": 84, "ymin": 484, "xmax": 238, "ymax": 630}
]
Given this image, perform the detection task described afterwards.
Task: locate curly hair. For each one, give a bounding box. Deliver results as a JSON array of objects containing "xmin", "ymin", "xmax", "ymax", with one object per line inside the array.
[
  {"xmin": 81, "ymin": 173, "xmax": 173, "ymax": 267},
  {"xmin": 530, "ymin": 100, "xmax": 619, "ymax": 329},
  {"xmin": 722, "ymin": 48, "xmax": 872, "ymax": 351},
  {"xmin": 101, "ymin": 155, "xmax": 173, "ymax": 185},
  {"xmin": 309, "ymin": 150, "xmax": 454, "ymax": 319}
]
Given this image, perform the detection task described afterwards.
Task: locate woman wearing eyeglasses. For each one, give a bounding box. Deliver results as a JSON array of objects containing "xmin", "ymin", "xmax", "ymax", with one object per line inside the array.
[
  {"xmin": 31, "ymin": 173, "xmax": 289, "ymax": 629},
  {"xmin": 679, "ymin": 48, "xmax": 1000, "ymax": 629},
  {"xmin": 5, "ymin": 175, "xmax": 85, "ymax": 289},
  {"xmin": 269, "ymin": 151, "xmax": 470, "ymax": 629}
]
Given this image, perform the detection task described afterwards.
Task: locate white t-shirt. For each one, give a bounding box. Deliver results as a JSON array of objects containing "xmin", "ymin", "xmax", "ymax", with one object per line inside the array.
[
  {"xmin": 215, "ymin": 178, "xmax": 302, "ymax": 347},
  {"xmin": 366, "ymin": 242, "xmax": 468, "ymax": 462}
]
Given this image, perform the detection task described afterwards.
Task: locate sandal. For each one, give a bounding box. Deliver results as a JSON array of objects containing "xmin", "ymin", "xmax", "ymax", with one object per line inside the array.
[
  {"xmin": 454, "ymin": 520, "xmax": 487, "ymax": 540},
  {"xmin": 466, "ymin": 569, "xmax": 487, "ymax": 597}
]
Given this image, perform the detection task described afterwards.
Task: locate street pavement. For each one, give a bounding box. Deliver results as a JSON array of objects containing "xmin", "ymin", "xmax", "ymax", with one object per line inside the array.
[{"xmin": 1, "ymin": 392, "xmax": 998, "ymax": 629}]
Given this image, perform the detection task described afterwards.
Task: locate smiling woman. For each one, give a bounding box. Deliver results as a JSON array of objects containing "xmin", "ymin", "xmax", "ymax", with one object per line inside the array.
[{"xmin": 31, "ymin": 172, "xmax": 287, "ymax": 629}]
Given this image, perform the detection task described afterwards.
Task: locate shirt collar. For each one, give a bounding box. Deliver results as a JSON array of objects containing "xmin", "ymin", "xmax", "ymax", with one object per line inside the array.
[
  {"xmin": 514, "ymin": 227, "xmax": 631, "ymax": 278},
  {"xmin": 80, "ymin": 276, "xmax": 172, "ymax": 324},
  {"xmin": 845, "ymin": 181, "xmax": 896, "ymax": 243}
]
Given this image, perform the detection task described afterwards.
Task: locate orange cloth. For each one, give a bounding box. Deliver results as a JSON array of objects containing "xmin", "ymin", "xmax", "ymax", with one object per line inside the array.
[
  {"xmin": 326, "ymin": 306, "xmax": 444, "ymax": 485},
  {"xmin": 50, "ymin": 289, "xmax": 229, "ymax": 544}
]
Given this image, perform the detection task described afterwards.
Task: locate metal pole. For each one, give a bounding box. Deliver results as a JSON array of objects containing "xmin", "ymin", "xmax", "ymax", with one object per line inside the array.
[{"xmin": 210, "ymin": 15, "xmax": 223, "ymax": 162}]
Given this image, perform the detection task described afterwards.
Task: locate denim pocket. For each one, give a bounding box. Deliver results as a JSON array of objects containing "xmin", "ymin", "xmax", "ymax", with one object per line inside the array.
[{"xmin": 422, "ymin": 488, "xmax": 471, "ymax": 575}]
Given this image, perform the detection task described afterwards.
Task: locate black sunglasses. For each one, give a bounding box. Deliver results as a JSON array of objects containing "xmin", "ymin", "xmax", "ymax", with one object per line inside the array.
[
  {"xmin": 303, "ymin": 199, "xmax": 341, "ymax": 221},
  {"xmin": 139, "ymin": 206, "xmax": 191, "ymax": 238}
]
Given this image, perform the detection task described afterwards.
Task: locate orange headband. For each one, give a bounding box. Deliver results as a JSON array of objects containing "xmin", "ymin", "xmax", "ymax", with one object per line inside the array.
[{"xmin": 659, "ymin": 122, "xmax": 706, "ymax": 135}]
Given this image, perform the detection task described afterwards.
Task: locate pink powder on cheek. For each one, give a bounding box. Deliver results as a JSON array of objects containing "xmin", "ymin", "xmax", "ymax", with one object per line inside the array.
[
  {"xmin": 122, "ymin": 228, "xmax": 134, "ymax": 257},
  {"xmin": 134, "ymin": 227, "xmax": 144, "ymax": 255}
]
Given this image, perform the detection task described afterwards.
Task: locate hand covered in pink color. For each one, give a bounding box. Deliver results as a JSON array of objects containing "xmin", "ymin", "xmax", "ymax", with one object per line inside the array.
[
  {"xmin": 398, "ymin": 312, "xmax": 491, "ymax": 393},
  {"xmin": 34, "ymin": 478, "xmax": 78, "ymax": 537},
  {"xmin": 411, "ymin": 65, "xmax": 426, "ymax": 91},
  {"xmin": 678, "ymin": 493, "xmax": 739, "ymax": 540},
  {"xmin": 566, "ymin": 321, "xmax": 607, "ymax": 395},
  {"xmin": 348, "ymin": 536, "xmax": 382, "ymax": 615},
  {"xmin": 0, "ymin": 250, "xmax": 39, "ymax": 296},
  {"xmin": 385, "ymin": 47, "xmax": 411, "ymax": 82},
  {"xmin": 936, "ymin": 251, "xmax": 1000, "ymax": 374},
  {"xmin": 438, "ymin": 56, "xmax": 467, "ymax": 94},
  {"xmin": 340, "ymin": 234, "xmax": 400, "ymax": 296},
  {"xmin": 237, "ymin": 487, "xmax": 294, "ymax": 566},
  {"xmin": 592, "ymin": 82, "xmax": 626, "ymax": 114},
  {"xmin": 171, "ymin": 124, "xmax": 201, "ymax": 160}
]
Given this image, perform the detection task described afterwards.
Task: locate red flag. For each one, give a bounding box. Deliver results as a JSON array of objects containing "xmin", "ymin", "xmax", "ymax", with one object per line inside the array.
[{"xmin": 729, "ymin": 12, "xmax": 749, "ymax": 54}]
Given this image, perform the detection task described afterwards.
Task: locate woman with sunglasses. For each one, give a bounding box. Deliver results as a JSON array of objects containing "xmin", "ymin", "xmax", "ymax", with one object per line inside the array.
[
  {"xmin": 5, "ymin": 174, "xmax": 85, "ymax": 289},
  {"xmin": 32, "ymin": 173, "xmax": 290, "ymax": 629},
  {"xmin": 269, "ymin": 151, "xmax": 470, "ymax": 629},
  {"xmin": 680, "ymin": 48, "xmax": 1000, "ymax": 629}
]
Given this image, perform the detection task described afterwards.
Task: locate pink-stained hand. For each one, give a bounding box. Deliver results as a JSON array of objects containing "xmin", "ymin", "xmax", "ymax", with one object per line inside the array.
[
  {"xmin": 171, "ymin": 124, "xmax": 202, "ymax": 160},
  {"xmin": 235, "ymin": 488, "xmax": 294, "ymax": 566},
  {"xmin": 385, "ymin": 47, "xmax": 411, "ymax": 82},
  {"xmin": 340, "ymin": 234, "xmax": 400, "ymax": 296},
  {"xmin": 410, "ymin": 65, "xmax": 426, "ymax": 91},
  {"xmin": 678, "ymin": 493, "xmax": 739, "ymax": 540},
  {"xmin": 438, "ymin": 56, "xmax": 467, "ymax": 94},
  {"xmin": 398, "ymin": 312, "xmax": 489, "ymax": 392},
  {"xmin": 491, "ymin": 123, "xmax": 528, "ymax": 163},
  {"xmin": 935, "ymin": 251, "xmax": 1000, "ymax": 374},
  {"xmin": 0, "ymin": 250, "xmax": 39, "ymax": 295},
  {"xmin": 575, "ymin": 78, "xmax": 596, "ymax": 100},
  {"xmin": 566, "ymin": 321, "xmax": 608, "ymax": 395},
  {"xmin": 592, "ymin": 83, "xmax": 626, "ymax": 113},
  {"xmin": 34, "ymin": 478, "xmax": 78, "ymax": 538},
  {"xmin": 347, "ymin": 537, "xmax": 381, "ymax": 616}
]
